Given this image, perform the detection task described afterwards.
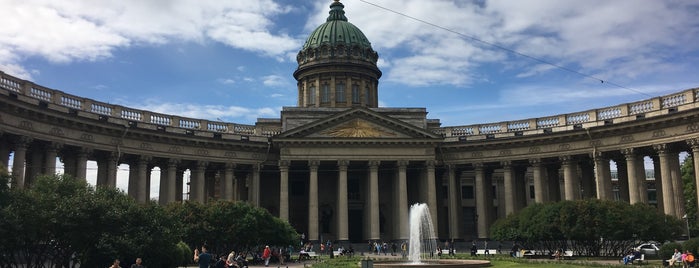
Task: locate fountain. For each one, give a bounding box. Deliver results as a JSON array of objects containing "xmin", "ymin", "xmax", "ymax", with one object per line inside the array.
[{"xmin": 372, "ymin": 203, "xmax": 490, "ymax": 267}]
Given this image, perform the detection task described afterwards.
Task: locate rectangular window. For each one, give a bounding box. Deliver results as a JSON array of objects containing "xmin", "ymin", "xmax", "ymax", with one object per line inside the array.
[
  {"xmin": 352, "ymin": 84, "xmax": 360, "ymax": 103},
  {"xmin": 336, "ymin": 83, "xmax": 345, "ymax": 103},
  {"xmin": 321, "ymin": 84, "xmax": 330, "ymax": 103},
  {"xmin": 529, "ymin": 185, "xmax": 535, "ymax": 199},
  {"xmin": 308, "ymin": 85, "xmax": 316, "ymax": 104},
  {"xmin": 461, "ymin": 185, "xmax": 474, "ymax": 199},
  {"xmin": 364, "ymin": 86, "xmax": 370, "ymax": 104}
]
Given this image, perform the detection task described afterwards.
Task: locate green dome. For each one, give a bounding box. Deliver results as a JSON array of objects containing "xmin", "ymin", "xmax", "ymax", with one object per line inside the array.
[{"xmin": 302, "ymin": 0, "xmax": 372, "ymax": 50}]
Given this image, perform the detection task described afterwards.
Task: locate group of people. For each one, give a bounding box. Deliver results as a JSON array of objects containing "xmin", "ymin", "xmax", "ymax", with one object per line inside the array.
[
  {"xmin": 665, "ymin": 248, "xmax": 695, "ymax": 267},
  {"xmin": 109, "ymin": 257, "xmax": 144, "ymax": 268},
  {"xmin": 367, "ymin": 240, "xmax": 402, "ymax": 256},
  {"xmin": 192, "ymin": 244, "xmax": 287, "ymax": 268}
]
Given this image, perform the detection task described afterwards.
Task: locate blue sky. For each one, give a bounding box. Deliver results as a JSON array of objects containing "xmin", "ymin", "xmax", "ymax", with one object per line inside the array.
[{"xmin": 3, "ymin": 0, "xmax": 699, "ymax": 128}]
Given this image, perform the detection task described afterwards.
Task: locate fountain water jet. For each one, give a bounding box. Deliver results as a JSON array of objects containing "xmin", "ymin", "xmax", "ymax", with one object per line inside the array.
[
  {"xmin": 371, "ymin": 203, "xmax": 490, "ymax": 267},
  {"xmin": 408, "ymin": 203, "xmax": 437, "ymax": 263}
]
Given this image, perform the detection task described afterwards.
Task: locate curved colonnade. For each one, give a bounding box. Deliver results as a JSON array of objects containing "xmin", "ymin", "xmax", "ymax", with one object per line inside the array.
[{"xmin": 2, "ymin": 70, "xmax": 699, "ymax": 241}]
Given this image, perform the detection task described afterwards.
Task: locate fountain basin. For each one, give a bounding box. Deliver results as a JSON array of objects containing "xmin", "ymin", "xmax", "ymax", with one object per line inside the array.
[{"xmin": 372, "ymin": 259, "xmax": 491, "ymax": 267}]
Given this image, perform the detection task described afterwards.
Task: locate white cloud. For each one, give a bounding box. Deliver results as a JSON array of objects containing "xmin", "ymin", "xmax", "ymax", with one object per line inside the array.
[
  {"xmin": 219, "ymin": 78, "xmax": 236, "ymax": 85},
  {"xmin": 308, "ymin": 0, "xmax": 699, "ymax": 88},
  {"xmin": 133, "ymin": 101, "xmax": 279, "ymax": 124},
  {"xmin": 261, "ymin": 74, "xmax": 287, "ymax": 87},
  {"xmin": 0, "ymin": 0, "xmax": 303, "ymax": 77}
]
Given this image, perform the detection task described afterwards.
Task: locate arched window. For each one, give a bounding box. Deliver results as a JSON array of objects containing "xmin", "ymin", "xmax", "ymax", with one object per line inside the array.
[
  {"xmin": 336, "ymin": 82, "xmax": 345, "ymax": 103},
  {"xmin": 321, "ymin": 83, "xmax": 330, "ymax": 103},
  {"xmin": 352, "ymin": 84, "xmax": 360, "ymax": 104},
  {"xmin": 308, "ymin": 85, "xmax": 316, "ymax": 105}
]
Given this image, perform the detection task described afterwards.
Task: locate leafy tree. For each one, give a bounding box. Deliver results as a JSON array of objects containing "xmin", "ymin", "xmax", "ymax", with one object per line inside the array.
[
  {"xmin": 683, "ymin": 155, "xmax": 696, "ymax": 229},
  {"xmin": 491, "ymin": 199, "xmax": 683, "ymax": 257},
  {"xmin": 170, "ymin": 200, "xmax": 299, "ymax": 255}
]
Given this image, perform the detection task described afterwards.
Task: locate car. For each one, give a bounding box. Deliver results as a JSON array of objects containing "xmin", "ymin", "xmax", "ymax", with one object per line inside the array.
[{"xmin": 635, "ymin": 243, "xmax": 660, "ymax": 255}]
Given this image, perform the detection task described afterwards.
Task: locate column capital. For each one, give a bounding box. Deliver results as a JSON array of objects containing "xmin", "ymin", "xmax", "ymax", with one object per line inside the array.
[
  {"xmin": 48, "ymin": 142, "xmax": 63, "ymax": 152},
  {"xmin": 138, "ymin": 155, "xmax": 152, "ymax": 163},
  {"xmin": 397, "ymin": 160, "xmax": 409, "ymax": 167},
  {"xmin": 77, "ymin": 147, "xmax": 94, "ymax": 157},
  {"xmin": 425, "ymin": 160, "xmax": 436, "ymax": 168},
  {"xmin": 337, "ymin": 160, "xmax": 349, "ymax": 167},
  {"xmin": 368, "ymin": 160, "xmax": 381, "ymax": 167},
  {"xmin": 621, "ymin": 147, "xmax": 637, "ymax": 157},
  {"xmin": 13, "ymin": 136, "xmax": 33, "ymax": 148},
  {"xmin": 278, "ymin": 160, "xmax": 290, "ymax": 167},
  {"xmin": 168, "ymin": 158, "xmax": 181, "ymax": 167},
  {"xmin": 308, "ymin": 160, "xmax": 320, "ymax": 167},
  {"xmin": 473, "ymin": 162, "xmax": 484, "ymax": 170},
  {"xmin": 590, "ymin": 151, "xmax": 607, "ymax": 160},
  {"xmin": 196, "ymin": 161, "xmax": 208, "ymax": 169},
  {"xmin": 653, "ymin": 143, "xmax": 669, "ymax": 155},
  {"xmin": 559, "ymin": 155, "xmax": 574, "ymax": 164},
  {"xmin": 687, "ymin": 138, "xmax": 699, "ymax": 150},
  {"xmin": 528, "ymin": 158, "xmax": 541, "ymax": 166},
  {"xmin": 500, "ymin": 160, "xmax": 512, "ymax": 168},
  {"xmin": 225, "ymin": 162, "xmax": 237, "ymax": 170}
]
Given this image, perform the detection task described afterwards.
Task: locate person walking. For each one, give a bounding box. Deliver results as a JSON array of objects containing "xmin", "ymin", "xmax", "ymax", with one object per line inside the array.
[
  {"xmin": 262, "ymin": 245, "xmax": 272, "ymax": 267},
  {"xmin": 194, "ymin": 245, "xmax": 213, "ymax": 268}
]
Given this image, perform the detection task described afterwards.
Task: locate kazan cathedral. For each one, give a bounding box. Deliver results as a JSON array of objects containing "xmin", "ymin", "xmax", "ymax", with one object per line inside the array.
[{"xmin": 2, "ymin": 0, "xmax": 699, "ymax": 244}]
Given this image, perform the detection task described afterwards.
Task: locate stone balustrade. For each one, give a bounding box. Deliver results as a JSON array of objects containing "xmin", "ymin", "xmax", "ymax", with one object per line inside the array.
[
  {"xmin": 2, "ymin": 70, "xmax": 699, "ymax": 141},
  {"xmin": 0, "ymin": 71, "xmax": 280, "ymax": 138},
  {"xmin": 441, "ymin": 87, "xmax": 699, "ymax": 140}
]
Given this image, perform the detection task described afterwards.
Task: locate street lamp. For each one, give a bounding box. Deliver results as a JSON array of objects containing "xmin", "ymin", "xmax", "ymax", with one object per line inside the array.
[{"xmin": 683, "ymin": 214, "xmax": 691, "ymax": 240}]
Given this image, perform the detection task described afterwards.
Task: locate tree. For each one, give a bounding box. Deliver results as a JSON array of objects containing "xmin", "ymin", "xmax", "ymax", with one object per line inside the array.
[
  {"xmin": 491, "ymin": 199, "xmax": 683, "ymax": 256},
  {"xmin": 169, "ymin": 200, "xmax": 299, "ymax": 255},
  {"xmin": 682, "ymin": 155, "xmax": 696, "ymax": 229},
  {"xmin": 0, "ymin": 174, "xmax": 181, "ymax": 267}
]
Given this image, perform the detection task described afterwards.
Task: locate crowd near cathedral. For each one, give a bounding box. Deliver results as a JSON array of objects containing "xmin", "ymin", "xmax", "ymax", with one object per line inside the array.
[{"xmin": 2, "ymin": 0, "xmax": 699, "ymax": 244}]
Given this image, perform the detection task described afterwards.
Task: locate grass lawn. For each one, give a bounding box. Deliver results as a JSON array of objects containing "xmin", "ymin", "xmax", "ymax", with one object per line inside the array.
[{"xmin": 309, "ymin": 255, "xmax": 664, "ymax": 268}]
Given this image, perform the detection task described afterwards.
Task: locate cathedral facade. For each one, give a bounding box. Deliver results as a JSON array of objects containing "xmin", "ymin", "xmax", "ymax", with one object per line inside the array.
[{"xmin": 2, "ymin": 0, "xmax": 699, "ymax": 243}]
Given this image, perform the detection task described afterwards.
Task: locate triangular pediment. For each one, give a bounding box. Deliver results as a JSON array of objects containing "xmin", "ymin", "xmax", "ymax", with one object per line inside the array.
[{"xmin": 276, "ymin": 107, "xmax": 441, "ymax": 140}]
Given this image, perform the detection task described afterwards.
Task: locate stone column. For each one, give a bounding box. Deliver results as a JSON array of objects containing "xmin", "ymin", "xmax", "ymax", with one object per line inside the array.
[
  {"xmin": 560, "ymin": 156, "xmax": 579, "ymax": 200},
  {"xmin": 176, "ymin": 168, "xmax": 184, "ymax": 202},
  {"xmin": 11, "ymin": 136, "xmax": 31, "ymax": 188},
  {"xmin": 337, "ymin": 160, "xmax": 349, "ymax": 241},
  {"xmin": 368, "ymin": 160, "xmax": 380, "ymax": 240},
  {"xmin": 160, "ymin": 159, "xmax": 179, "ymax": 205},
  {"xmin": 669, "ymin": 152, "xmax": 684, "ymax": 218},
  {"xmin": 250, "ymin": 164, "xmax": 261, "ymax": 207},
  {"xmin": 135, "ymin": 156, "xmax": 150, "ymax": 203},
  {"xmin": 654, "ymin": 144, "xmax": 676, "ymax": 217},
  {"xmin": 0, "ymin": 138, "xmax": 10, "ymax": 169},
  {"xmin": 689, "ymin": 139, "xmax": 699, "ymax": 223},
  {"xmin": 474, "ymin": 163, "xmax": 490, "ymax": 238},
  {"xmin": 106, "ymin": 153, "xmax": 119, "ymax": 188},
  {"xmin": 224, "ymin": 163, "xmax": 236, "ymax": 201},
  {"xmin": 446, "ymin": 165, "xmax": 460, "ymax": 240},
  {"xmin": 25, "ymin": 148, "xmax": 43, "ymax": 183},
  {"xmin": 529, "ymin": 158, "xmax": 547, "ymax": 203},
  {"xmin": 502, "ymin": 161, "xmax": 516, "ymax": 215},
  {"xmin": 616, "ymin": 159, "xmax": 630, "ymax": 202},
  {"xmin": 75, "ymin": 148, "xmax": 91, "ymax": 181},
  {"xmin": 308, "ymin": 160, "xmax": 319, "ymax": 242},
  {"xmin": 96, "ymin": 155, "xmax": 108, "ymax": 186},
  {"xmin": 279, "ymin": 161, "xmax": 289, "ymax": 221},
  {"xmin": 593, "ymin": 152, "xmax": 613, "ymax": 200},
  {"xmin": 396, "ymin": 160, "xmax": 409, "ymax": 240},
  {"xmin": 191, "ymin": 161, "xmax": 208, "ymax": 203},
  {"xmin": 622, "ymin": 148, "xmax": 643, "ymax": 204},
  {"xmin": 425, "ymin": 160, "xmax": 438, "ymax": 238},
  {"xmin": 651, "ymin": 155, "xmax": 664, "ymax": 214}
]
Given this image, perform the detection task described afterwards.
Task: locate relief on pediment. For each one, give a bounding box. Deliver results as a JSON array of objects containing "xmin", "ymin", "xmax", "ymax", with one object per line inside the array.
[{"xmin": 320, "ymin": 119, "xmax": 398, "ymax": 138}]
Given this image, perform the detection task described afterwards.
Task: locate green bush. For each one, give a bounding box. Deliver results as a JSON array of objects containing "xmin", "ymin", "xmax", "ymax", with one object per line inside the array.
[
  {"xmin": 683, "ymin": 238, "xmax": 699, "ymax": 254},
  {"xmin": 660, "ymin": 242, "xmax": 681, "ymax": 260}
]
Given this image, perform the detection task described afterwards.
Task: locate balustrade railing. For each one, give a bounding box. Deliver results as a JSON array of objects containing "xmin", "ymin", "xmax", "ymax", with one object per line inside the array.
[
  {"xmin": 437, "ymin": 87, "xmax": 699, "ymax": 138},
  {"xmin": 0, "ymin": 71, "xmax": 276, "ymax": 137},
  {"xmin": 1, "ymin": 71, "xmax": 697, "ymax": 140}
]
